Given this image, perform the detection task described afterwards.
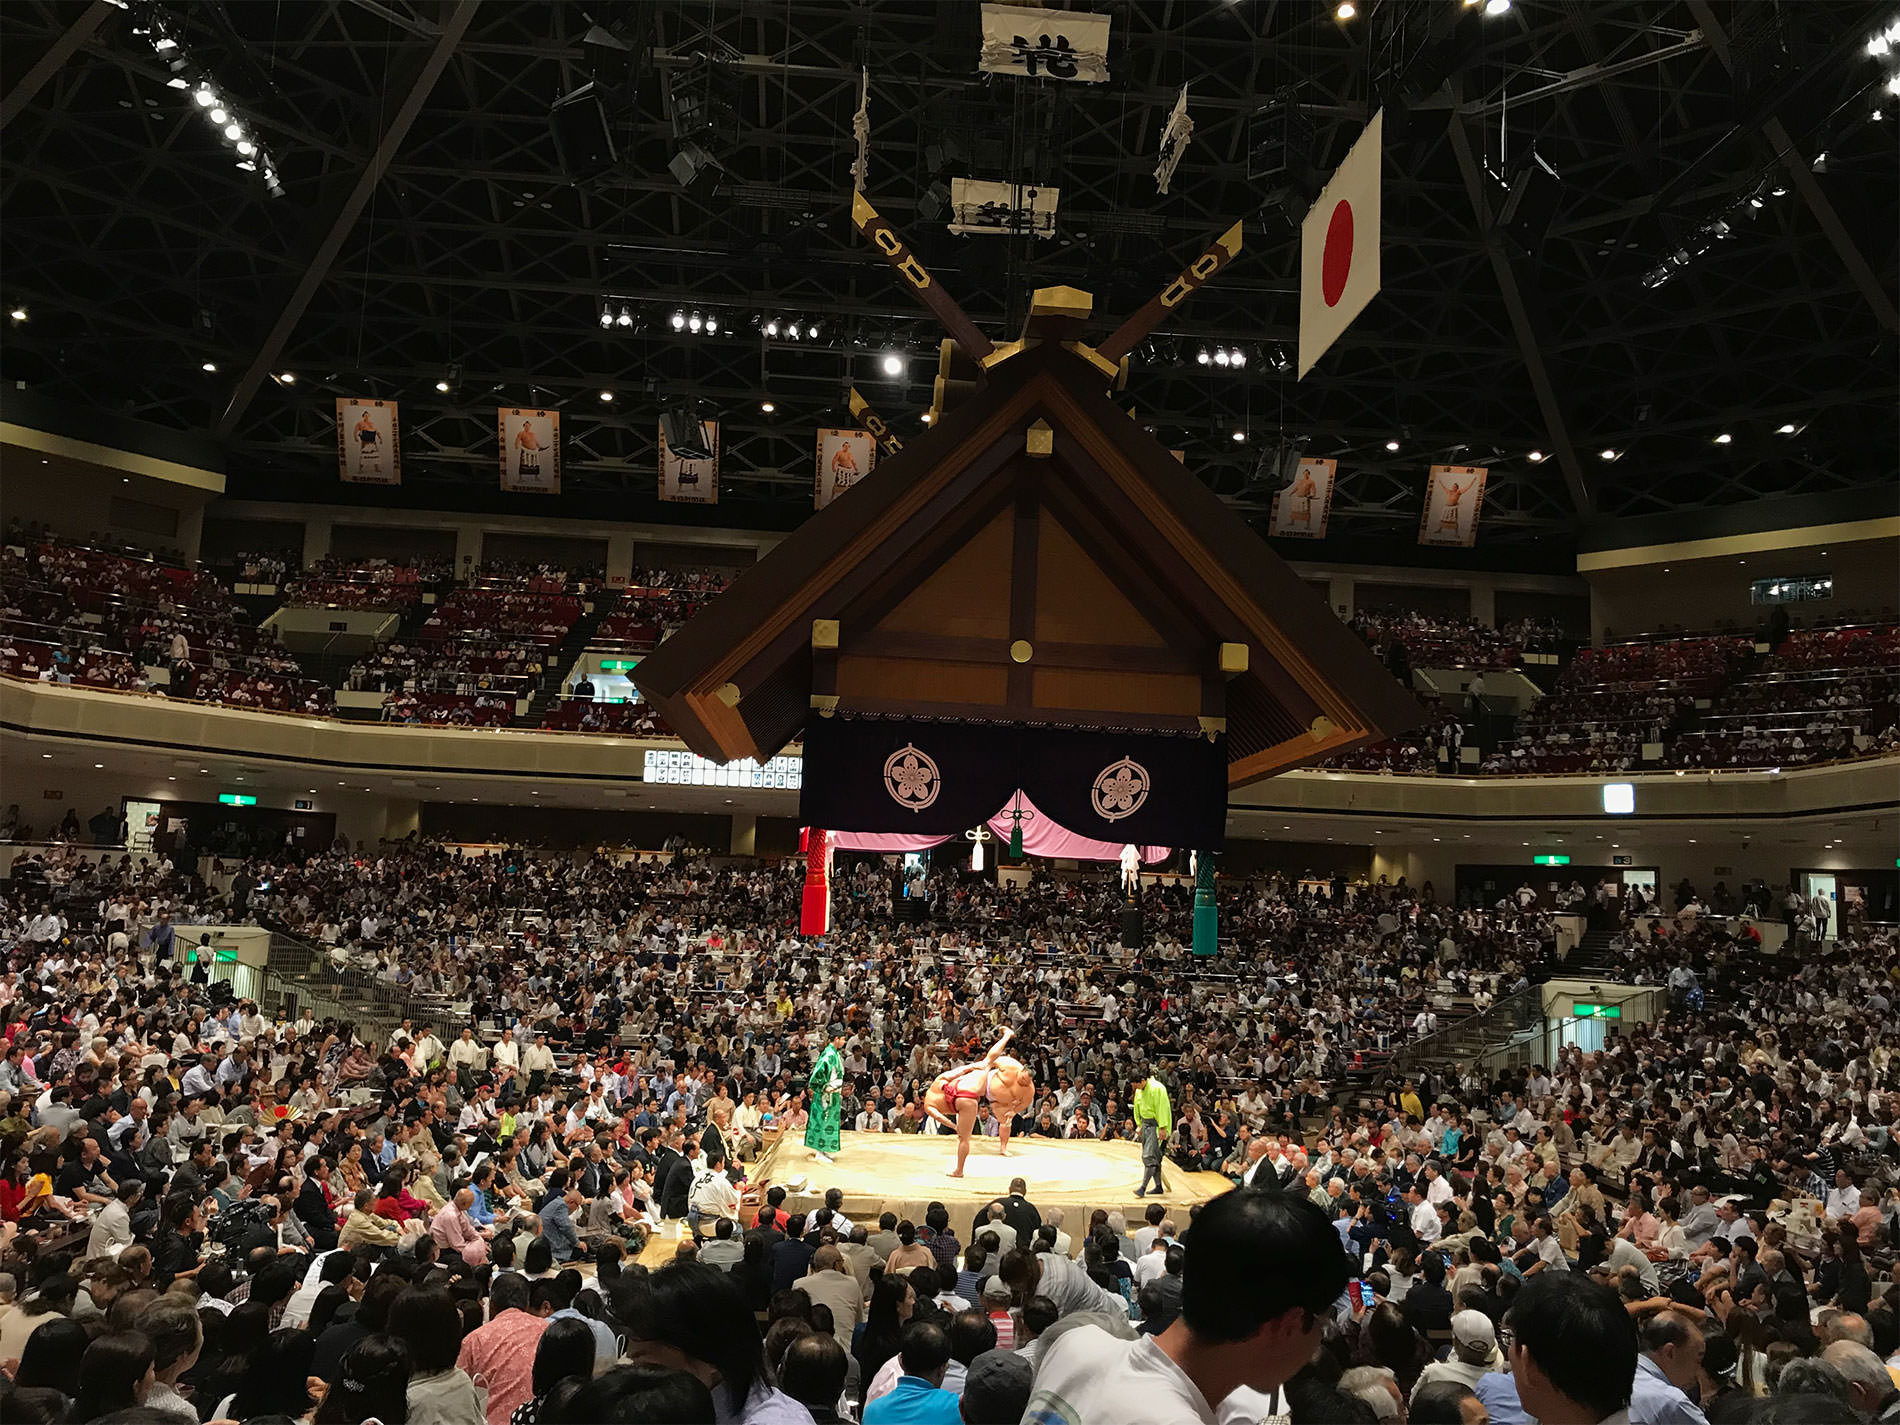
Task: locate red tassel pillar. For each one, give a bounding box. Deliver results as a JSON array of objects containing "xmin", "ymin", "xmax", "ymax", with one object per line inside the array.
[{"xmin": 800, "ymin": 827, "xmax": 832, "ymax": 937}]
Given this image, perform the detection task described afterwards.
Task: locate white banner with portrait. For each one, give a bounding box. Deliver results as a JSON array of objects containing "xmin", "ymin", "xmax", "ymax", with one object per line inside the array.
[
  {"xmin": 658, "ymin": 419, "xmax": 720, "ymax": 504},
  {"xmin": 498, "ymin": 408, "xmax": 561, "ymax": 494},
  {"xmin": 978, "ymin": 5, "xmax": 1111, "ymax": 82},
  {"xmin": 1419, "ymin": 464, "xmax": 1488, "ymax": 547},
  {"xmin": 1267, "ymin": 457, "xmax": 1337, "ymax": 539},
  {"xmin": 815, "ymin": 428, "xmax": 876, "ymax": 509},
  {"xmin": 335, "ymin": 398, "xmax": 400, "ymax": 485}
]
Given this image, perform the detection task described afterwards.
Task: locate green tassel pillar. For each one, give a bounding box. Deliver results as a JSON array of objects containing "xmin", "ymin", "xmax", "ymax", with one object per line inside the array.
[{"xmin": 1191, "ymin": 851, "xmax": 1218, "ymax": 956}]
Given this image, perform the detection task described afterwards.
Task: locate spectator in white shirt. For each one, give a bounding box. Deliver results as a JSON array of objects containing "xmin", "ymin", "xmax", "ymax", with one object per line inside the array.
[
  {"xmin": 1824, "ymin": 1171, "xmax": 1862, "ymax": 1220},
  {"xmin": 1407, "ymin": 1186, "xmax": 1441, "ymax": 1244}
]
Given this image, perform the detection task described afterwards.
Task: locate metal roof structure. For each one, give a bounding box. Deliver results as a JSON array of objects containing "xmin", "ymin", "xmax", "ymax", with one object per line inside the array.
[{"xmin": 2, "ymin": 0, "xmax": 1895, "ymax": 552}]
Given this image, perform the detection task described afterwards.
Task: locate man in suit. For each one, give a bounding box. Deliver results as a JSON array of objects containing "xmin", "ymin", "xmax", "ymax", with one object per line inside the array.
[
  {"xmin": 657, "ymin": 1135, "xmax": 697, "ymax": 1220},
  {"xmin": 1403, "ymin": 1250, "xmax": 1456, "ymax": 1334},
  {"xmin": 1001, "ymin": 1178, "xmax": 1041, "ymax": 1247}
]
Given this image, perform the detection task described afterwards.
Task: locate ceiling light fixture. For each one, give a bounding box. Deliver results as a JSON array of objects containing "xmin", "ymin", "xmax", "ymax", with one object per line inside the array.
[
  {"xmin": 616, "ymin": 305, "xmax": 633, "ymax": 327},
  {"xmin": 882, "ymin": 353, "xmax": 905, "ymax": 376},
  {"xmin": 670, "ymin": 311, "xmax": 686, "ymax": 331},
  {"xmin": 435, "ymin": 379, "xmax": 450, "ymax": 392},
  {"xmin": 760, "ymin": 400, "xmax": 775, "ymax": 413},
  {"xmin": 688, "ymin": 311, "xmax": 703, "ymax": 333},
  {"xmin": 599, "ymin": 390, "xmax": 614, "ymax": 402},
  {"xmin": 1599, "ymin": 448, "xmax": 1618, "ymax": 461},
  {"xmin": 764, "ymin": 319, "xmax": 780, "ymax": 337},
  {"xmin": 278, "ymin": 371, "xmax": 295, "ymax": 383},
  {"xmin": 201, "ymin": 361, "xmax": 217, "ymax": 372},
  {"xmin": 599, "ymin": 303, "xmax": 614, "ymax": 329},
  {"xmin": 1385, "ymin": 439, "xmax": 1400, "ymax": 452},
  {"xmin": 1777, "ymin": 422, "xmax": 1798, "ymax": 434},
  {"xmin": 1713, "ymin": 432, "xmax": 1732, "ymax": 444},
  {"xmin": 1527, "ymin": 450, "xmax": 1545, "ymax": 462},
  {"xmin": 9, "ymin": 307, "xmax": 26, "ymax": 322},
  {"xmin": 1197, "ymin": 347, "xmax": 1211, "ymax": 365},
  {"xmin": 1232, "ymin": 429, "xmax": 1246, "ymax": 442},
  {"xmin": 1335, "ymin": 1, "xmax": 1356, "ymax": 18},
  {"xmin": 705, "ymin": 315, "xmax": 718, "ymax": 334},
  {"xmin": 195, "ymin": 86, "xmax": 216, "ymax": 107},
  {"xmin": 807, "ymin": 323, "xmax": 820, "ymax": 339},
  {"xmin": 1484, "ymin": 0, "xmax": 1511, "ymax": 13}
]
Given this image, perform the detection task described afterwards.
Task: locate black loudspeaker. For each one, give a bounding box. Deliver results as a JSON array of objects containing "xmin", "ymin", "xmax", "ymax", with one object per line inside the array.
[
  {"xmin": 1499, "ymin": 153, "xmax": 1562, "ymax": 254},
  {"xmin": 551, "ymin": 84, "xmax": 617, "ymax": 177},
  {"xmin": 661, "ymin": 407, "xmax": 713, "ymax": 461}
]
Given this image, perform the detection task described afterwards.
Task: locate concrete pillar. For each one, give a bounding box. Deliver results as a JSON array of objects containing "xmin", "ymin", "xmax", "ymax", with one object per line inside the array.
[
  {"xmin": 729, "ymin": 813, "xmax": 757, "ymax": 856},
  {"xmin": 302, "ymin": 514, "xmax": 333, "ymax": 568},
  {"xmin": 178, "ymin": 504, "xmax": 205, "ymax": 564},
  {"xmin": 1328, "ymin": 575, "xmax": 1355, "ymax": 620},
  {"xmin": 454, "ymin": 525, "xmax": 483, "ymax": 579},
  {"xmin": 606, "ymin": 531, "xmax": 636, "ymax": 588},
  {"xmin": 1469, "ymin": 582, "xmax": 1496, "ymax": 627}
]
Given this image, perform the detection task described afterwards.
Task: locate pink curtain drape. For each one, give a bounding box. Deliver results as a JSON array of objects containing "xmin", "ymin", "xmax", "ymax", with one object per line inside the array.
[{"xmin": 830, "ymin": 790, "xmax": 1168, "ymax": 864}]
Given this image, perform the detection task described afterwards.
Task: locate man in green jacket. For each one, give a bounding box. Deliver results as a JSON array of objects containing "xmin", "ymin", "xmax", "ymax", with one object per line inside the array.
[
  {"xmin": 806, "ymin": 1032, "xmax": 847, "ymax": 1164},
  {"xmin": 1133, "ymin": 1067, "xmax": 1173, "ymax": 1197}
]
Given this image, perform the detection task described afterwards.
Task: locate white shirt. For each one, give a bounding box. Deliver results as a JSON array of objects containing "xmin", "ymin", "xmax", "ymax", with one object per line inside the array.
[
  {"xmin": 1823, "ymin": 1184, "xmax": 1861, "ymax": 1219},
  {"xmin": 1026, "ymin": 1326, "xmax": 1215, "ymax": 1425},
  {"xmin": 1411, "ymin": 1199, "xmax": 1441, "ymax": 1243}
]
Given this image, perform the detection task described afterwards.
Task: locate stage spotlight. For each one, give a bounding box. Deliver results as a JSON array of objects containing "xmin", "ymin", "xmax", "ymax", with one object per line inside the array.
[
  {"xmin": 1197, "ymin": 348, "xmax": 1211, "ymax": 365},
  {"xmin": 764, "ymin": 319, "xmax": 780, "ymax": 337},
  {"xmin": 705, "ymin": 315, "xmax": 718, "ymax": 334},
  {"xmin": 881, "ymin": 353, "xmax": 904, "ymax": 376},
  {"xmin": 599, "ymin": 304, "xmax": 614, "ymax": 329},
  {"xmin": 617, "ymin": 305, "xmax": 633, "ymax": 328},
  {"xmin": 688, "ymin": 311, "xmax": 703, "ymax": 333},
  {"xmin": 1527, "ymin": 450, "xmax": 1544, "ymax": 462},
  {"xmin": 807, "ymin": 323, "xmax": 819, "ymax": 338}
]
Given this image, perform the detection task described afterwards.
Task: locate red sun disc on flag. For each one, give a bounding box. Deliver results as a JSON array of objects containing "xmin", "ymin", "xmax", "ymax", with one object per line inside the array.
[{"xmin": 1322, "ymin": 200, "xmax": 1354, "ymax": 308}]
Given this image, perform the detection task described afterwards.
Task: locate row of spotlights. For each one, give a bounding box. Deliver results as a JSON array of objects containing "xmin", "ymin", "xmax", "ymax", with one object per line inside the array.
[
  {"xmin": 764, "ymin": 318, "xmax": 821, "ymax": 340},
  {"xmin": 1196, "ymin": 345, "xmax": 1248, "ymax": 368}
]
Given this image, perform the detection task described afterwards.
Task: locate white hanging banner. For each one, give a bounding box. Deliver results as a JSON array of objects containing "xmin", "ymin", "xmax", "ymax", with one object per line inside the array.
[
  {"xmin": 658, "ymin": 420, "xmax": 720, "ymax": 504},
  {"xmin": 498, "ymin": 408, "xmax": 561, "ymax": 494},
  {"xmin": 815, "ymin": 428, "xmax": 876, "ymax": 509},
  {"xmin": 1419, "ymin": 464, "xmax": 1488, "ymax": 547},
  {"xmin": 948, "ymin": 178, "xmax": 1059, "ymax": 239},
  {"xmin": 1154, "ymin": 84, "xmax": 1193, "ymax": 195},
  {"xmin": 978, "ymin": 5, "xmax": 1111, "ymax": 82},
  {"xmin": 1267, "ymin": 457, "xmax": 1337, "ymax": 539},
  {"xmin": 1299, "ymin": 109, "xmax": 1384, "ymax": 379},
  {"xmin": 336, "ymin": 398, "xmax": 400, "ymax": 485}
]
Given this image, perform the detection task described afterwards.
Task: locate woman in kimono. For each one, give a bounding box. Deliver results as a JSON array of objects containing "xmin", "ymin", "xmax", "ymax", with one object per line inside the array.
[{"xmin": 805, "ymin": 1032, "xmax": 847, "ymax": 1164}]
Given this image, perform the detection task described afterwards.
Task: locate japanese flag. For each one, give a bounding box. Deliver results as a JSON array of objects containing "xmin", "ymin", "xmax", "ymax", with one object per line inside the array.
[{"xmin": 1298, "ymin": 109, "xmax": 1383, "ymax": 380}]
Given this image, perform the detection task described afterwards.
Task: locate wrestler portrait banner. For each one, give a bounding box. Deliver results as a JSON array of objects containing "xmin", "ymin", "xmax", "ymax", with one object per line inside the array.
[
  {"xmin": 658, "ymin": 419, "xmax": 719, "ymax": 504},
  {"xmin": 335, "ymin": 398, "xmax": 400, "ymax": 485},
  {"xmin": 1418, "ymin": 464, "xmax": 1488, "ymax": 547},
  {"xmin": 799, "ymin": 714, "xmax": 1226, "ymax": 848},
  {"xmin": 498, "ymin": 408, "xmax": 561, "ymax": 494},
  {"xmin": 1267, "ymin": 457, "xmax": 1336, "ymax": 540},
  {"xmin": 814, "ymin": 428, "xmax": 876, "ymax": 509}
]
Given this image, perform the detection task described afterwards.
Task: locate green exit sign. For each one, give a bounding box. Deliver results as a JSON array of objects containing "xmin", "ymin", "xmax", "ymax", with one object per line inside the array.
[
  {"xmin": 1573, "ymin": 1003, "xmax": 1622, "ymax": 1019},
  {"xmin": 217, "ymin": 793, "xmax": 257, "ymax": 806},
  {"xmin": 1533, "ymin": 854, "xmax": 1570, "ymax": 866},
  {"xmin": 599, "ymin": 658, "xmax": 639, "ymax": 671}
]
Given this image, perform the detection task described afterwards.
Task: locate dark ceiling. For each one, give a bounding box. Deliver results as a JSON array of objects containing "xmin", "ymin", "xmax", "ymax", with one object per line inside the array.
[{"xmin": 2, "ymin": 0, "xmax": 1895, "ymax": 551}]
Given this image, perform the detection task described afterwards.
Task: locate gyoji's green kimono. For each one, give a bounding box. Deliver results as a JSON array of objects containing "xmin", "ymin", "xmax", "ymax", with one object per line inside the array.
[{"xmin": 805, "ymin": 1041, "xmax": 844, "ymax": 1155}]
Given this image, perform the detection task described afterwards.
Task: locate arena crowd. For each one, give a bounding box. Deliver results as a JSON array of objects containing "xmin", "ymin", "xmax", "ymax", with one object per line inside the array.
[{"xmin": 0, "ymin": 828, "xmax": 1892, "ymax": 1425}]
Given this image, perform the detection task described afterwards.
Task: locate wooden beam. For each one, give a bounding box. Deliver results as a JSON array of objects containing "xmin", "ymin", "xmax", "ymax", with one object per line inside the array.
[
  {"xmin": 840, "ymin": 631, "xmax": 1203, "ymax": 675},
  {"xmin": 828, "ymin": 697, "xmax": 1205, "ymax": 734},
  {"xmin": 1096, "ymin": 220, "xmax": 1244, "ymax": 364},
  {"xmin": 1007, "ymin": 472, "xmax": 1041, "ymax": 708},
  {"xmin": 851, "ymin": 192, "xmax": 997, "ymax": 364}
]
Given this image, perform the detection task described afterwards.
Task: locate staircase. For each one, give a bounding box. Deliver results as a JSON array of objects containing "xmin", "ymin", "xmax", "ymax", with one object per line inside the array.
[
  {"xmin": 1568, "ymin": 926, "xmax": 1622, "ymax": 977},
  {"xmin": 516, "ymin": 589, "xmax": 621, "ymax": 727}
]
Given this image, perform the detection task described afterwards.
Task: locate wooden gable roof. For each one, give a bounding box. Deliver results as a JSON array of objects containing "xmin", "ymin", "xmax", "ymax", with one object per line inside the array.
[{"xmin": 632, "ymin": 343, "xmax": 1425, "ymax": 788}]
